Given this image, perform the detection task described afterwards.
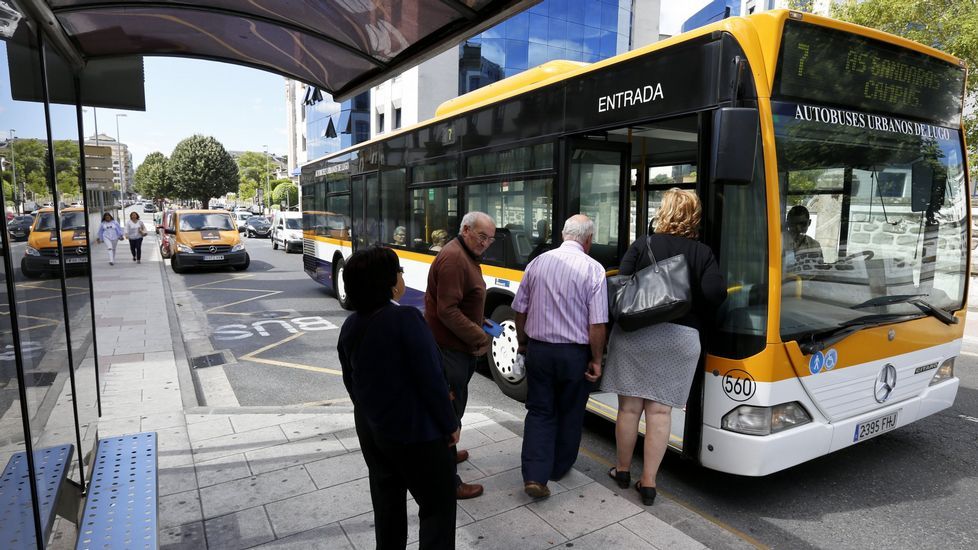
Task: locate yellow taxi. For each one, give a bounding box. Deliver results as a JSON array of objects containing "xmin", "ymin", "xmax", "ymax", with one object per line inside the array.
[
  {"xmin": 21, "ymin": 206, "xmax": 89, "ymax": 278},
  {"xmin": 163, "ymin": 209, "xmax": 249, "ymax": 273}
]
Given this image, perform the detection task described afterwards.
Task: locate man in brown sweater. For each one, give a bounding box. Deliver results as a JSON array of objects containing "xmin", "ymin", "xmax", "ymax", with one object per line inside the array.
[{"xmin": 425, "ymin": 211, "xmax": 495, "ymax": 500}]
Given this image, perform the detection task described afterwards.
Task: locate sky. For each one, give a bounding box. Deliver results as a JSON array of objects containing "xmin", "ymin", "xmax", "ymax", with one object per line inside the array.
[{"xmin": 2, "ymin": 1, "xmax": 709, "ymax": 171}]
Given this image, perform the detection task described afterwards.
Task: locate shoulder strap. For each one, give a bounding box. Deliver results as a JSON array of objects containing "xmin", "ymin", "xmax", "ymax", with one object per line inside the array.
[{"xmin": 645, "ymin": 236, "xmax": 659, "ymax": 272}]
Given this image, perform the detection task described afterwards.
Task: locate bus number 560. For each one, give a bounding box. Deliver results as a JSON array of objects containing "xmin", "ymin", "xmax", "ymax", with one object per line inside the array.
[{"xmin": 722, "ymin": 370, "xmax": 756, "ymax": 402}]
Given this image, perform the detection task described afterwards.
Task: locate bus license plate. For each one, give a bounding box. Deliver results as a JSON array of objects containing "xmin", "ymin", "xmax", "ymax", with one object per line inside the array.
[
  {"xmin": 853, "ymin": 411, "xmax": 899, "ymax": 443},
  {"xmin": 203, "ymin": 255, "xmax": 225, "ymax": 261},
  {"xmin": 65, "ymin": 257, "xmax": 87, "ymax": 264}
]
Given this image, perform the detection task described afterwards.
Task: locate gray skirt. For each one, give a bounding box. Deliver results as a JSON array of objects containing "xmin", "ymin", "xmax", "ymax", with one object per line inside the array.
[{"xmin": 599, "ymin": 322, "xmax": 701, "ymax": 408}]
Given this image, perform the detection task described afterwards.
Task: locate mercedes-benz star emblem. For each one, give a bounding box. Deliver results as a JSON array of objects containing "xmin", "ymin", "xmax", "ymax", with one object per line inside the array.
[
  {"xmin": 208, "ymin": 246, "xmax": 217, "ymax": 254},
  {"xmin": 76, "ymin": 247, "xmax": 86, "ymax": 255},
  {"xmin": 874, "ymin": 364, "xmax": 897, "ymax": 403}
]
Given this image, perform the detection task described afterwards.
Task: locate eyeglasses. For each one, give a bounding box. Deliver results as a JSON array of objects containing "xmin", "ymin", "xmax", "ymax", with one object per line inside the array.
[
  {"xmin": 476, "ymin": 232, "xmax": 496, "ymax": 243},
  {"xmin": 397, "ymin": 266, "xmax": 404, "ymax": 273}
]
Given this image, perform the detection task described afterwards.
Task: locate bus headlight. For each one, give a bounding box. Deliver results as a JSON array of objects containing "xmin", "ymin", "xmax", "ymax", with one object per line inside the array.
[
  {"xmin": 176, "ymin": 243, "xmax": 194, "ymax": 254},
  {"xmin": 25, "ymin": 246, "xmax": 40, "ymax": 256},
  {"xmin": 929, "ymin": 357, "xmax": 955, "ymax": 386},
  {"xmin": 721, "ymin": 402, "xmax": 812, "ymax": 436},
  {"xmin": 231, "ymin": 243, "xmax": 245, "ymax": 252}
]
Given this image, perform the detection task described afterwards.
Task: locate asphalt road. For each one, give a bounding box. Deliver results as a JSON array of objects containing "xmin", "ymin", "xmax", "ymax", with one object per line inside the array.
[{"xmin": 167, "ymin": 240, "xmax": 978, "ymax": 549}]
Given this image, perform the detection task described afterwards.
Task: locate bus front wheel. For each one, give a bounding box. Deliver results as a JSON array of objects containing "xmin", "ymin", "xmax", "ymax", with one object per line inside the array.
[
  {"xmin": 487, "ymin": 304, "xmax": 527, "ymax": 402},
  {"xmin": 333, "ymin": 258, "xmax": 351, "ymax": 310}
]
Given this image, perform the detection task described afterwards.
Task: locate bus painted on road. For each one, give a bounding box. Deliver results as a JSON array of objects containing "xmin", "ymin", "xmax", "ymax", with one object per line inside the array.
[{"xmin": 300, "ymin": 10, "xmax": 970, "ymax": 476}]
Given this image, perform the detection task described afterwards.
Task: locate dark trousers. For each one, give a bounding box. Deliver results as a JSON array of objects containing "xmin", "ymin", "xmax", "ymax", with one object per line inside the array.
[
  {"xmin": 128, "ymin": 237, "xmax": 143, "ymax": 260},
  {"xmin": 440, "ymin": 348, "xmax": 476, "ymax": 487},
  {"xmin": 355, "ymin": 409, "xmax": 456, "ymax": 550},
  {"xmin": 521, "ymin": 339, "xmax": 591, "ymax": 484}
]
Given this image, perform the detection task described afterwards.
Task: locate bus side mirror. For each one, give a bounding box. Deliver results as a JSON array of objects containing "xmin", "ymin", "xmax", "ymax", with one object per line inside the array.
[{"xmin": 711, "ymin": 107, "xmax": 758, "ymax": 185}]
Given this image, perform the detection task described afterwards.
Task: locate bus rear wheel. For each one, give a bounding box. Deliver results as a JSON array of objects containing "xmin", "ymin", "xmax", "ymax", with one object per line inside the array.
[
  {"xmin": 488, "ymin": 304, "xmax": 527, "ymax": 402},
  {"xmin": 333, "ymin": 258, "xmax": 351, "ymax": 310}
]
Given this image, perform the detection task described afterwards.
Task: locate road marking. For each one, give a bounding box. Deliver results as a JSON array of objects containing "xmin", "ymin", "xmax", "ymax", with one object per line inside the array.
[
  {"xmin": 959, "ymin": 414, "xmax": 978, "ymax": 423},
  {"xmin": 238, "ymin": 332, "xmax": 342, "ymax": 376},
  {"xmin": 206, "ymin": 290, "xmax": 281, "ymax": 313},
  {"xmin": 577, "ymin": 445, "xmax": 769, "ymax": 549},
  {"xmin": 188, "ymin": 274, "xmax": 254, "ymax": 289},
  {"xmin": 959, "ymin": 351, "xmax": 978, "ymax": 357}
]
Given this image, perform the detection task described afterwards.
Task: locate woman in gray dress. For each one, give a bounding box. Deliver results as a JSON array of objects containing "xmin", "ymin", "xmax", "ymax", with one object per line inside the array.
[{"xmin": 600, "ymin": 188, "xmax": 726, "ymax": 505}]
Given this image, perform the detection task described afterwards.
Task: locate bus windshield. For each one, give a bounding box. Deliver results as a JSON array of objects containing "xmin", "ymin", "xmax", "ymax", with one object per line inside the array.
[
  {"xmin": 179, "ymin": 213, "xmax": 235, "ymax": 231},
  {"xmin": 774, "ymin": 102, "xmax": 968, "ymax": 340}
]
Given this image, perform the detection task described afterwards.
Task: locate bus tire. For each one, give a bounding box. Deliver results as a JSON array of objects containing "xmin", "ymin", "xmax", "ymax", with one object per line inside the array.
[
  {"xmin": 333, "ymin": 258, "xmax": 352, "ymax": 310},
  {"xmin": 487, "ymin": 304, "xmax": 527, "ymax": 402}
]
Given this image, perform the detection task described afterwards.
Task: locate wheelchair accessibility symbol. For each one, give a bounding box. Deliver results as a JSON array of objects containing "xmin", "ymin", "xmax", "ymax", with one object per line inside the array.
[{"xmin": 809, "ymin": 348, "xmax": 839, "ymax": 375}]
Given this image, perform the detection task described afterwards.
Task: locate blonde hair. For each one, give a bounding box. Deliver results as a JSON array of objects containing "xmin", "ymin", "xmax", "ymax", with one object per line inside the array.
[{"xmin": 653, "ymin": 188, "xmax": 701, "ymax": 239}]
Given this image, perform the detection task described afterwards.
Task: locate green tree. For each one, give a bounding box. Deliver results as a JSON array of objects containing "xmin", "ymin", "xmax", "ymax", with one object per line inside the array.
[
  {"xmin": 238, "ymin": 179, "xmax": 257, "ymax": 201},
  {"xmin": 134, "ymin": 152, "xmax": 172, "ymax": 202},
  {"xmin": 832, "ymin": 0, "xmax": 978, "ymax": 182},
  {"xmin": 271, "ymin": 180, "xmax": 297, "ymax": 207},
  {"xmin": 168, "ymin": 135, "xmax": 239, "ymax": 207}
]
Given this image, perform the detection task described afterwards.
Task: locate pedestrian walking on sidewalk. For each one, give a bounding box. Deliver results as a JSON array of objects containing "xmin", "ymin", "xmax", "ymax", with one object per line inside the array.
[
  {"xmin": 95, "ymin": 212, "xmax": 124, "ymax": 265},
  {"xmin": 600, "ymin": 189, "xmax": 726, "ymax": 506},
  {"xmin": 424, "ymin": 211, "xmax": 496, "ymax": 500},
  {"xmin": 338, "ymin": 247, "xmax": 459, "ymax": 550},
  {"xmin": 513, "ymin": 214, "xmax": 608, "ymax": 499},
  {"xmin": 125, "ymin": 211, "xmax": 148, "ymax": 263}
]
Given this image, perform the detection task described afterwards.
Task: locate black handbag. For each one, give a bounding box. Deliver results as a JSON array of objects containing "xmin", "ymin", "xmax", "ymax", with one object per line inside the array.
[{"xmin": 607, "ymin": 236, "xmax": 691, "ymax": 331}]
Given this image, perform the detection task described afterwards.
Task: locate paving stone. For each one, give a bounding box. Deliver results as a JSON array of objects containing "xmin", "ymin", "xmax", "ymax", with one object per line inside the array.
[
  {"xmin": 252, "ymin": 522, "xmax": 353, "ymax": 549},
  {"xmin": 266, "ymin": 477, "xmax": 374, "ymax": 538},
  {"xmin": 192, "ymin": 425, "xmax": 288, "ymax": 463},
  {"xmin": 156, "ymin": 425, "xmax": 192, "ymax": 453},
  {"xmin": 187, "ymin": 416, "xmax": 235, "ymax": 443},
  {"xmin": 334, "ymin": 428, "xmax": 361, "ymax": 452},
  {"xmin": 458, "ymin": 426, "xmax": 495, "ymax": 450},
  {"xmin": 341, "ymin": 499, "xmax": 474, "ymax": 549},
  {"xmin": 246, "ymin": 434, "xmax": 346, "ymax": 475},
  {"xmin": 140, "ymin": 412, "xmax": 186, "ymax": 432},
  {"xmin": 464, "ymin": 436, "xmax": 523, "ymax": 477},
  {"xmin": 472, "ymin": 420, "xmax": 519, "ymax": 442},
  {"xmin": 528, "ymin": 482, "xmax": 642, "ymax": 540},
  {"xmin": 461, "ymin": 412, "xmax": 491, "ymax": 426},
  {"xmin": 203, "ymin": 506, "xmax": 275, "ymax": 550},
  {"xmin": 620, "ymin": 513, "xmax": 708, "ymax": 550},
  {"xmin": 279, "ymin": 414, "xmax": 355, "ymax": 441},
  {"xmin": 159, "ymin": 489, "xmax": 203, "ymax": 528},
  {"xmin": 554, "ymin": 468, "xmax": 591, "ymax": 490},
  {"xmin": 229, "ymin": 413, "xmax": 322, "ymax": 433},
  {"xmin": 457, "ymin": 459, "xmax": 487, "ymax": 483},
  {"xmin": 458, "ymin": 467, "xmax": 569, "ymax": 521},
  {"xmin": 159, "ymin": 463, "xmax": 199, "ymax": 497},
  {"xmin": 196, "ymin": 453, "xmax": 254, "ymax": 488},
  {"xmin": 199, "ymin": 464, "xmax": 315, "ymax": 519},
  {"xmin": 305, "ymin": 451, "xmax": 369, "ymax": 489},
  {"xmin": 159, "ymin": 521, "xmax": 205, "ymax": 550},
  {"xmin": 456, "ymin": 506, "xmax": 566, "ymax": 550},
  {"xmin": 556, "ymin": 522, "xmax": 658, "ymax": 549}
]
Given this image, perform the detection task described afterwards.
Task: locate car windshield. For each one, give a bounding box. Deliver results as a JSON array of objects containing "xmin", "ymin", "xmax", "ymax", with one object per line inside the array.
[
  {"xmin": 35, "ymin": 211, "xmax": 86, "ymax": 231},
  {"xmin": 179, "ymin": 213, "xmax": 235, "ymax": 231},
  {"xmin": 773, "ymin": 101, "xmax": 968, "ymax": 340},
  {"xmin": 285, "ymin": 219, "xmax": 301, "ymax": 229},
  {"xmin": 247, "ymin": 218, "xmax": 268, "ymax": 226}
]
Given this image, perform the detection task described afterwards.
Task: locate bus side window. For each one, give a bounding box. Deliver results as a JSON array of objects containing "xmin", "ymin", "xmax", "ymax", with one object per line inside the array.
[{"xmin": 410, "ymin": 186, "xmax": 458, "ymax": 253}]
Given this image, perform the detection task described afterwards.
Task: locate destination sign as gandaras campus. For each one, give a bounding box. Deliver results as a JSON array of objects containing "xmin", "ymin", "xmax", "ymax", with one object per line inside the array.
[{"xmin": 774, "ymin": 20, "xmax": 965, "ymax": 127}]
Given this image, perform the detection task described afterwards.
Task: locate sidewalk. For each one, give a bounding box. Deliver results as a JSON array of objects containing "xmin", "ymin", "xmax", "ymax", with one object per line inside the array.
[{"xmin": 78, "ymin": 231, "xmax": 735, "ymax": 550}]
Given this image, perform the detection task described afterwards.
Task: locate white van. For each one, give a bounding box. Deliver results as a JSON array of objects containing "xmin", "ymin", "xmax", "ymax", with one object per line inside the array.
[
  {"xmin": 271, "ymin": 211, "xmax": 303, "ymax": 252},
  {"xmin": 232, "ymin": 210, "xmax": 252, "ymax": 229}
]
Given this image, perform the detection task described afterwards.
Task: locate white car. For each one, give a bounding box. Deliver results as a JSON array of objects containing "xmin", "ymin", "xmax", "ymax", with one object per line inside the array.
[
  {"xmin": 271, "ymin": 212, "xmax": 303, "ymax": 253},
  {"xmin": 232, "ymin": 210, "xmax": 252, "ymax": 229}
]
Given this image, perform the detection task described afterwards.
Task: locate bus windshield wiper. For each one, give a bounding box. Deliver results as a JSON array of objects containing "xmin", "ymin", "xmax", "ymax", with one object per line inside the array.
[
  {"xmin": 851, "ymin": 294, "xmax": 957, "ymax": 325},
  {"xmin": 797, "ymin": 313, "xmax": 916, "ymax": 354}
]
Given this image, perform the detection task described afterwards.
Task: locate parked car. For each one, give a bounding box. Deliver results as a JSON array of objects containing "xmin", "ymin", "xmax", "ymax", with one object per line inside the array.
[
  {"xmin": 21, "ymin": 207, "xmax": 89, "ymax": 278},
  {"xmin": 163, "ymin": 209, "xmax": 249, "ymax": 273},
  {"xmin": 143, "ymin": 203, "xmax": 158, "ymax": 213},
  {"xmin": 7, "ymin": 215, "xmax": 34, "ymax": 241},
  {"xmin": 232, "ymin": 210, "xmax": 252, "ymax": 230},
  {"xmin": 244, "ymin": 216, "xmax": 271, "ymax": 238},
  {"xmin": 271, "ymin": 211, "xmax": 303, "ymax": 253}
]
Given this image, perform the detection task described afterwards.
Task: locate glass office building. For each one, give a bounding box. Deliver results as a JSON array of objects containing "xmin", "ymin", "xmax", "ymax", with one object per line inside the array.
[
  {"xmin": 460, "ymin": 0, "xmax": 633, "ymax": 94},
  {"xmin": 305, "ymin": 91, "xmax": 371, "ymax": 161}
]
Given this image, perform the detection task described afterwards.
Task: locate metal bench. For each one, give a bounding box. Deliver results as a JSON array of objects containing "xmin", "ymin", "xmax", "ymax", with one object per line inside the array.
[
  {"xmin": 76, "ymin": 432, "xmax": 158, "ymax": 550},
  {"xmin": 0, "ymin": 444, "xmax": 75, "ymax": 548}
]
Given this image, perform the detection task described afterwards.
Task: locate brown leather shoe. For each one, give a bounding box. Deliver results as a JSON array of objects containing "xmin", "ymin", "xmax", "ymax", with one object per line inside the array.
[
  {"xmin": 455, "ymin": 449, "xmax": 469, "ymax": 464},
  {"xmin": 456, "ymin": 482, "xmax": 484, "ymax": 499},
  {"xmin": 523, "ymin": 481, "xmax": 550, "ymax": 499}
]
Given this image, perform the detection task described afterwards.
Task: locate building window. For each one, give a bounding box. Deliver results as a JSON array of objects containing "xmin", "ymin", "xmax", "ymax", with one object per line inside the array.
[
  {"xmin": 394, "ymin": 108, "xmax": 402, "ymax": 130},
  {"xmin": 378, "ymin": 113, "xmax": 385, "ymax": 134}
]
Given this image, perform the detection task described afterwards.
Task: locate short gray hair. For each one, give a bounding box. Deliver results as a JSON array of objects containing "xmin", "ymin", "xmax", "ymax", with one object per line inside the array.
[
  {"xmin": 459, "ymin": 211, "xmax": 493, "ymax": 232},
  {"xmin": 561, "ymin": 215, "xmax": 594, "ymax": 244}
]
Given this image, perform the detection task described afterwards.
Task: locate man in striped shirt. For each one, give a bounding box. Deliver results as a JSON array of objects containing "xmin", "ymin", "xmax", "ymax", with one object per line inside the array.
[{"xmin": 512, "ymin": 214, "xmax": 608, "ymax": 498}]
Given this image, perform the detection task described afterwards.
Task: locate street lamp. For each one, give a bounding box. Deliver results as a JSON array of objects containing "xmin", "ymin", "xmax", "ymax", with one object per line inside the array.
[
  {"xmin": 263, "ymin": 144, "xmax": 270, "ymax": 215},
  {"xmin": 8, "ymin": 129, "xmax": 18, "ymax": 213},
  {"xmin": 115, "ymin": 113, "xmax": 127, "ymax": 207}
]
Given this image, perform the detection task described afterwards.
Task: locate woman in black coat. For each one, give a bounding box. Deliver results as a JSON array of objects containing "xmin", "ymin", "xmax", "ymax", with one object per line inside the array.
[
  {"xmin": 600, "ymin": 188, "xmax": 726, "ymax": 506},
  {"xmin": 337, "ymin": 247, "xmax": 460, "ymax": 549}
]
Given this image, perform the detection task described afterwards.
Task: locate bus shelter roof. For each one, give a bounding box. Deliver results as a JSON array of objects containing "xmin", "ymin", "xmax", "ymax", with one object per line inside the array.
[{"xmin": 20, "ymin": 0, "xmax": 539, "ymax": 101}]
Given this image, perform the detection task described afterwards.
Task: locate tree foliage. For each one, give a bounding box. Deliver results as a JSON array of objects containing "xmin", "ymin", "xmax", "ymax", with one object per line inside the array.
[
  {"xmin": 2, "ymin": 138, "xmax": 83, "ymax": 207},
  {"xmin": 134, "ymin": 151, "xmax": 172, "ymax": 201},
  {"xmin": 271, "ymin": 180, "xmax": 297, "ymax": 206},
  {"xmin": 832, "ymin": 0, "xmax": 978, "ymax": 182},
  {"xmin": 168, "ymin": 135, "xmax": 239, "ymax": 207}
]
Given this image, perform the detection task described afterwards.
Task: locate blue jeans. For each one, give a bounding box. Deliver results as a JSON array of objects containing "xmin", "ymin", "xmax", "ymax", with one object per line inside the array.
[{"xmin": 521, "ymin": 339, "xmax": 591, "ymax": 484}]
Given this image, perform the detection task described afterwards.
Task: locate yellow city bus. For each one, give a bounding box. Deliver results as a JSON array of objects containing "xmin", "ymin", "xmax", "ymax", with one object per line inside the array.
[{"xmin": 300, "ymin": 10, "xmax": 969, "ymax": 476}]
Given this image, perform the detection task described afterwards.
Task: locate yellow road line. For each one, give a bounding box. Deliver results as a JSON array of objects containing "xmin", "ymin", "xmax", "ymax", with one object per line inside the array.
[
  {"xmin": 238, "ymin": 332, "xmax": 342, "ymax": 376},
  {"xmin": 206, "ymin": 290, "xmax": 281, "ymax": 313}
]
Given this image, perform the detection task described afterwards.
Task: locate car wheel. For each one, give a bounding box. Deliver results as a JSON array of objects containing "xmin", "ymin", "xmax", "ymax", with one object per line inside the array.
[
  {"xmin": 20, "ymin": 258, "xmax": 40, "ymax": 279},
  {"xmin": 171, "ymin": 255, "xmax": 185, "ymax": 274},
  {"xmin": 333, "ymin": 258, "xmax": 351, "ymax": 310},
  {"xmin": 487, "ymin": 304, "xmax": 527, "ymax": 402},
  {"xmin": 248, "ymin": 230, "xmax": 253, "ymax": 238},
  {"xmin": 232, "ymin": 254, "xmax": 250, "ymax": 271},
  {"xmin": 272, "ymin": 238, "xmax": 278, "ymax": 250}
]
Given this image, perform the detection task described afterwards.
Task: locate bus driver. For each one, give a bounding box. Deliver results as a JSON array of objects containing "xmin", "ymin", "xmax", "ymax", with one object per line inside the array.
[{"xmin": 784, "ymin": 205, "xmax": 824, "ymax": 269}]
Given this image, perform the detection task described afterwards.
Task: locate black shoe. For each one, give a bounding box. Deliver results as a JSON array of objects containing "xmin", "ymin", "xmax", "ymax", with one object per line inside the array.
[
  {"xmin": 608, "ymin": 467, "xmax": 630, "ymax": 489},
  {"xmin": 635, "ymin": 481, "xmax": 657, "ymax": 506}
]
